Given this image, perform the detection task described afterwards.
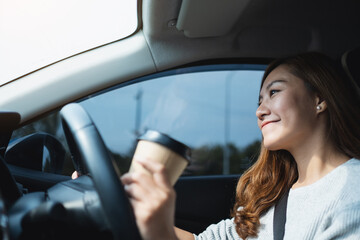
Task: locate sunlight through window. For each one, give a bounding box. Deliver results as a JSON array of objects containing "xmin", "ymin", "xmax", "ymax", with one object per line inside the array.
[{"xmin": 0, "ymin": 0, "xmax": 138, "ymax": 84}]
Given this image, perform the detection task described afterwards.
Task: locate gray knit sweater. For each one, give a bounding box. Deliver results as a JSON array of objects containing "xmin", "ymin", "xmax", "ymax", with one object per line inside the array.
[{"xmin": 194, "ymin": 158, "xmax": 360, "ymax": 240}]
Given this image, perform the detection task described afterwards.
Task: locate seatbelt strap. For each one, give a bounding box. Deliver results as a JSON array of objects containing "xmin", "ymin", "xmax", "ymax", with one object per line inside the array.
[{"xmin": 273, "ymin": 190, "xmax": 289, "ymax": 240}]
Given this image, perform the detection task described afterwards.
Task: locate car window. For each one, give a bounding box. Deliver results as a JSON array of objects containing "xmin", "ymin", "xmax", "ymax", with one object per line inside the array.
[
  {"xmin": 10, "ymin": 64, "xmax": 265, "ymax": 176},
  {"xmin": 80, "ymin": 65, "xmax": 264, "ymax": 176}
]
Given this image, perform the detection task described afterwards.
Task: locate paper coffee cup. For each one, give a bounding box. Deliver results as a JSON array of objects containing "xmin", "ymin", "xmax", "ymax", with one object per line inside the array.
[{"xmin": 129, "ymin": 130, "xmax": 191, "ymax": 186}]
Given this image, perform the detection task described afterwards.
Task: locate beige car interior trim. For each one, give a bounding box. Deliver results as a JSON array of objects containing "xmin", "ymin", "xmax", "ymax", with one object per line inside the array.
[{"xmin": 0, "ymin": 31, "xmax": 156, "ymax": 123}]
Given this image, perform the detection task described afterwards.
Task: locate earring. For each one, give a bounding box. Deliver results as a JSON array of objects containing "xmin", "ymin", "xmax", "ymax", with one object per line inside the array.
[{"xmin": 317, "ymin": 106, "xmax": 321, "ymax": 110}]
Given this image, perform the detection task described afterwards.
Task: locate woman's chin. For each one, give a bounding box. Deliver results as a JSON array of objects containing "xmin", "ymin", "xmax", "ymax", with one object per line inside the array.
[{"xmin": 263, "ymin": 140, "xmax": 282, "ymax": 151}]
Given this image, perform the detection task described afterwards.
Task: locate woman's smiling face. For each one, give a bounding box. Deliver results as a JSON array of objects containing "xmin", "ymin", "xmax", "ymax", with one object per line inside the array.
[{"xmin": 256, "ymin": 65, "xmax": 319, "ymax": 151}]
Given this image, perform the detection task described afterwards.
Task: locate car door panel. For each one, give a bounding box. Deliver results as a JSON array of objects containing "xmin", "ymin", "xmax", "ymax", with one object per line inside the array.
[{"xmin": 174, "ymin": 175, "xmax": 239, "ymax": 234}]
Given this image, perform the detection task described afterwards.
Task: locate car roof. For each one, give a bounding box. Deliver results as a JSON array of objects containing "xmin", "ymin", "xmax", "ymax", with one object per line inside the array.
[
  {"xmin": 0, "ymin": 0, "xmax": 359, "ymax": 124},
  {"xmin": 143, "ymin": 0, "xmax": 360, "ymax": 71}
]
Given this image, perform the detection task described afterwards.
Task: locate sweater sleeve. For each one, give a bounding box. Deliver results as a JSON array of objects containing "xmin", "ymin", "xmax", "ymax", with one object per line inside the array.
[
  {"xmin": 318, "ymin": 202, "xmax": 360, "ymax": 239},
  {"xmin": 193, "ymin": 218, "xmax": 241, "ymax": 240}
]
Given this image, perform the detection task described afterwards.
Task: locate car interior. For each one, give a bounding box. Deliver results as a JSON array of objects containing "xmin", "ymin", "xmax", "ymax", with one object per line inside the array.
[{"xmin": 0, "ymin": 0, "xmax": 359, "ymax": 239}]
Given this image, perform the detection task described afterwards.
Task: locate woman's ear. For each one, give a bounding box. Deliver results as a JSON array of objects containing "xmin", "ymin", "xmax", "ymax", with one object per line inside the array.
[{"xmin": 315, "ymin": 96, "xmax": 327, "ymax": 113}]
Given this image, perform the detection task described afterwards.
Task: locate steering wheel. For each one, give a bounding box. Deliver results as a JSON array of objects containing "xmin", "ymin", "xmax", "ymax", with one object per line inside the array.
[
  {"xmin": 60, "ymin": 103, "xmax": 141, "ymax": 240},
  {"xmin": 0, "ymin": 190, "xmax": 9, "ymax": 240}
]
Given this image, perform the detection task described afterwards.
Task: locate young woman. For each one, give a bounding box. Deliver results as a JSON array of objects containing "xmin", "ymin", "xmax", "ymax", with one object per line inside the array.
[{"xmin": 121, "ymin": 52, "xmax": 360, "ymax": 240}]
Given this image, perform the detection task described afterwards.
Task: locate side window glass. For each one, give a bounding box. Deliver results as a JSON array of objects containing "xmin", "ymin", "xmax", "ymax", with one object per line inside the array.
[
  {"xmin": 80, "ymin": 66, "xmax": 264, "ymax": 176},
  {"xmin": 10, "ymin": 65, "xmax": 264, "ymax": 176}
]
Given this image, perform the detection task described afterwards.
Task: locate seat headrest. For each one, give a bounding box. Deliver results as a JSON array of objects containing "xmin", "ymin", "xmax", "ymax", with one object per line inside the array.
[{"xmin": 341, "ymin": 47, "xmax": 360, "ymax": 89}]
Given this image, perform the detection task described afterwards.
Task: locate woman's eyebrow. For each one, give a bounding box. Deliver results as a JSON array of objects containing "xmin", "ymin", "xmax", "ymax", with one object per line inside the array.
[
  {"xmin": 258, "ymin": 79, "xmax": 287, "ymax": 103},
  {"xmin": 265, "ymin": 79, "xmax": 287, "ymax": 90}
]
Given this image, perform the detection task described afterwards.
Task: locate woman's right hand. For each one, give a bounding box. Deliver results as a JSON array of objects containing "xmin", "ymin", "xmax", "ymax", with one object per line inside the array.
[{"xmin": 121, "ymin": 157, "xmax": 178, "ymax": 240}]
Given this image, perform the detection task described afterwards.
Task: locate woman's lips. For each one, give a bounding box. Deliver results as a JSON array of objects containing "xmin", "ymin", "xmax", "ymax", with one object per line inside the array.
[{"xmin": 261, "ymin": 120, "xmax": 279, "ymax": 129}]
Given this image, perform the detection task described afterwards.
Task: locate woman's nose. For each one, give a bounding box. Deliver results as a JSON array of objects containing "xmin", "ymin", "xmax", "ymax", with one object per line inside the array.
[{"xmin": 256, "ymin": 102, "xmax": 270, "ymax": 120}]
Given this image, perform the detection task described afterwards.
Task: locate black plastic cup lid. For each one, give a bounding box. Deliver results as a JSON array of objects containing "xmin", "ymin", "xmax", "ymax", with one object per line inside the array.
[{"xmin": 137, "ymin": 130, "xmax": 191, "ymax": 162}]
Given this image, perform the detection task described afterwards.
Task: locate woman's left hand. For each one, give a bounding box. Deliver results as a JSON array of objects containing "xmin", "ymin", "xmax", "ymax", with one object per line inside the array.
[
  {"xmin": 71, "ymin": 171, "xmax": 79, "ymax": 179},
  {"xmin": 121, "ymin": 157, "xmax": 178, "ymax": 240}
]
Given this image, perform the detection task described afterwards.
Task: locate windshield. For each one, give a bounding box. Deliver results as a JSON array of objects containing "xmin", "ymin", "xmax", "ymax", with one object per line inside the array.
[{"xmin": 0, "ymin": 0, "xmax": 138, "ymax": 85}]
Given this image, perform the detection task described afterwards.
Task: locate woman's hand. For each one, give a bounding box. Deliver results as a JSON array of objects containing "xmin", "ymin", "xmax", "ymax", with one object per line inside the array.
[
  {"xmin": 121, "ymin": 157, "xmax": 178, "ymax": 240},
  {"xmin": 71, "ymin": 171, "xmax": 79, "ymax": 179}
]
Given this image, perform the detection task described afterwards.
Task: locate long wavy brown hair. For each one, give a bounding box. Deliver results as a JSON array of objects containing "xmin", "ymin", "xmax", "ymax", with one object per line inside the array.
[{"xmin": 232, "ymin": 52, "xmax": 360, "ymax": 239}]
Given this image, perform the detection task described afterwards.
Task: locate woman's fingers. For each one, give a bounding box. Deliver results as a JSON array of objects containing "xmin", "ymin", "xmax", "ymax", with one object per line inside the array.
[
  {"xmin": 134, "ymin": 157, "xmax": 172, "ymax": 189},
  {"xmin": 120, "ymin": 172, "xmax": 134, "ymax": 185},
  {"xmin": 121, "ymin": 159, "xmax": 174, "ymax": 206},
  {"xmin": 121, "ymin": 157, "xmax": 174, "ymax": 203},
  {"xmin": 71, "ymin": 171, "xmax": 79, "ymax": 179},
  {"xmin": 120, "ymin": 157, "xmax": 177, "ymax": 240},
  {"xmin": 121, "ymin": 172, "xmax": 153, "ymax": 199},
  {"xmin": 124, "ymin": 184, "xmax": 146, "ymax": 201}
]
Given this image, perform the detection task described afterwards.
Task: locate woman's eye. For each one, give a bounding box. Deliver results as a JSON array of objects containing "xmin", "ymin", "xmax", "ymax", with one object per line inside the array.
[{"xmin": 270, "ymin": 89, "xmax": 279, "ymax": 96}]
